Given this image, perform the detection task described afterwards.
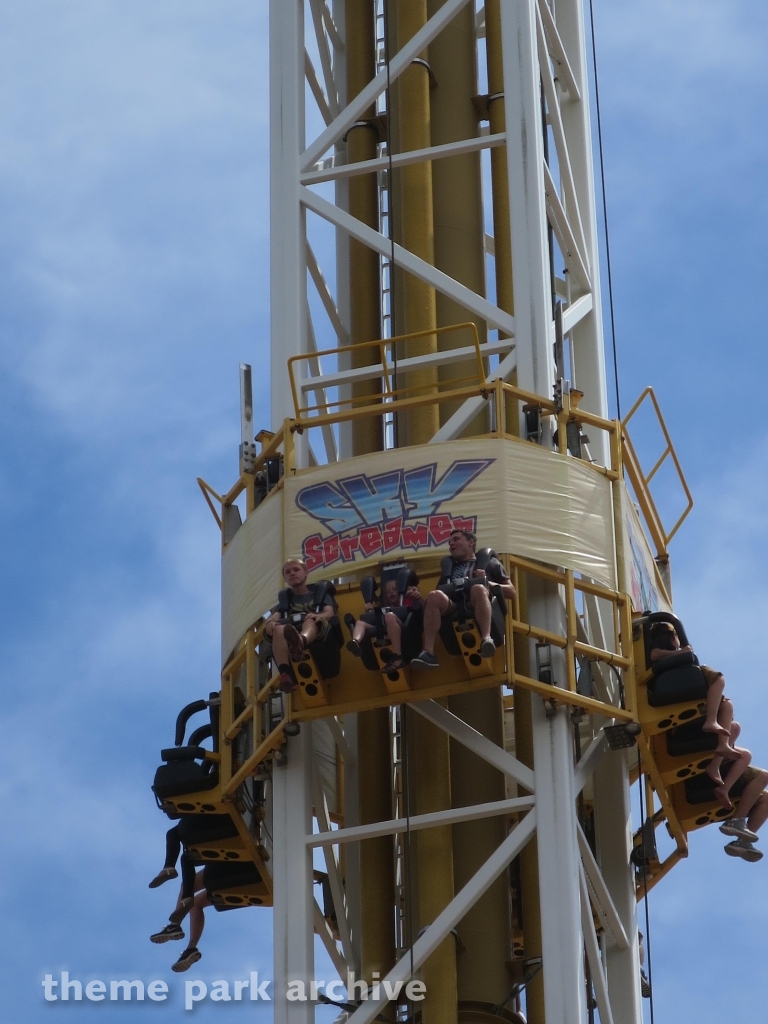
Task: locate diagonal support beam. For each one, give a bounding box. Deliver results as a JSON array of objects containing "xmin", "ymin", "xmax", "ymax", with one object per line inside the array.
[
  {"xmin": 313, "ymin": 900, "xmax": 347, "ymax": 978},
  {"xmin": 429, "ymin": 349, "xmax": 517, "ymax": 444},
  {"xmin": 302, "ymin": 186, "xmax": 516, "ymax": 337},
  {"xmin": 537, "ymin": 0, "xmax": 580, "ymax": 100},
  {"xmin": 580, "ymin": 864, "xmax": 615, "ymax": 1024},
  {"xmin": 344, "ymin": 809, "xmax": 537, "ymax": 1024},
  {"xmin": 308, "ymin": 795, "xmax": 535, "ymax": 848},
  {"xmin": 314, "ymin": 0, "xmax": 343, "ymax": 52},
  {"xmin": 302, "ymin": 132, "xmax": 506, "ymax": 184},
  {"xmin": 577, "ymin": 821, "xmax": 629, "ymax": 950},
  {"xmin": 574, "ymin": 731, "xmax": 609, "ymax": 794},
  {"xmin": 561, "ymin": 293, "xmax": 593, "ymax": 336},
  {"xmin": 308, "ymin": 0, "xmax": 339, "ymax": 119},
  {"xmin": 298, "ymin": 338, "xmax": 513, "ymax": 395},
  {"xmin": 311, "ymin": 752, "xmax": 354, "ymax": 966},
  {"xmin": 305, "ymin": 303, "xmax": 338, "ymax": 462},
  {"xmin": 307, "ymin": 242, "xmax": 350, "ymax": 346},
  {"xmin": 412, "ymin": 700, "xmax": 534, "ymax": 792},
  {"xmin": 544, "ymin": 161, "xmax": 592, "ymax": 292},
  {"xmin": 301, "ymin": 0, "xmax": 472, "ymax": 171},
  {"xmin": 327, "ymin": 716, "xmax": 355, "ymax": 765},
  {"xmin": 537, "ymin": 6, "xmax": 589, "ymax": 270},
  {"xmin": 305, "ymin": 50, "xmax": 333, "ymax": 126}
]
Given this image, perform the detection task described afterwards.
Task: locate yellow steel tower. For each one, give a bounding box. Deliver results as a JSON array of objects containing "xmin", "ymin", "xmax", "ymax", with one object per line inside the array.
[{"xmin": 187, "ymin": 2, "xmax": 705, "ymax": 1023}]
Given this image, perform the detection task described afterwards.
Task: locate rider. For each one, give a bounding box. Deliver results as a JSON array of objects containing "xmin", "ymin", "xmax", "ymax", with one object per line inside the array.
[
  {"xmin": 150, "ymin": 867, "xmax": 210, "ymax": 972},
  {"xmin": 648, "ymin": 622, "xmax": 740, "ymax": 763},
  {"xmin": 411, "ymin": 529, "xmax": 516, "ymax": 669},
  {"xmin": 347, "ymin": 574, "xmax": 423, "ymax": 673},
  {"xmin": 718, "ymin": 762, "xmax": 768, "ymax": 862},
  {"xmin": 266, "ymin": 558, "xmax": 335, "ymax": 692}
]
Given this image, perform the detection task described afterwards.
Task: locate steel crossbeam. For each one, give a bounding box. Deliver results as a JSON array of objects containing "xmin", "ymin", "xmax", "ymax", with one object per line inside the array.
[{"xmin": 343, "ymin": 810, "xmax": 537, "ymax": 1024}]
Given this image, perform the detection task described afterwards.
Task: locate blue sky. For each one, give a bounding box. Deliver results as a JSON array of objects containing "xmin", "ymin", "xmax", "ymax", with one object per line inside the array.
[{"xmin": 1, "ymin": 1, "xmax": 767, "ymax": 1021}]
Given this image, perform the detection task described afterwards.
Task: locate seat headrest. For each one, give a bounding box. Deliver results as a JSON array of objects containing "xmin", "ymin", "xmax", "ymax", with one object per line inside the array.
[
  {"xmin": 474, "ymin": 547, "xmax": 497, "ymax": 571},
  {"xmin": 161, "ymin": 745, "xmax": 210, "ymax": 762},
  {"xmin": 174, "ymin": 699, "xmax": 210, "ymax": 747},
  {"xmin": 651, "ymin": 649, "xmax": 697, "ymax": 677}
]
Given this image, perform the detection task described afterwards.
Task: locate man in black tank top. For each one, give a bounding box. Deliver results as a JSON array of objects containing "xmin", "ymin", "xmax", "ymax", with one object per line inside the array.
[{"xmin": 412, "ymin": 530, "xmax": 516, "ymax": 668}]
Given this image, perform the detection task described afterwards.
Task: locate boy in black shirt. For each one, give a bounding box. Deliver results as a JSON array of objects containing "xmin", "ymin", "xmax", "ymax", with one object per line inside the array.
[{"xmin": 266, "ymin": 558, "xmax": 335, "ymax": 691}]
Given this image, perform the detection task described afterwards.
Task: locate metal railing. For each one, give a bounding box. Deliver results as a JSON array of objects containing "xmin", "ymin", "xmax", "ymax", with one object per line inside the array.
[
  {"xmin": 288, "ymin": 321, "xmax": 491, "ymax": 419},
  {"xmin": 622, "ymin": 386, "xmax": 693, "ymax": 557},
  {"xmin": 217, "ymin": 553, "xmax": 637, "ymax": 790}
]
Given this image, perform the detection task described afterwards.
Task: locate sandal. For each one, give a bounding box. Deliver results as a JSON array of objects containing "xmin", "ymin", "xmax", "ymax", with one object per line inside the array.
[{"xmin": 382, "ymin": 656, "xmax": 405, "ymax": 673}]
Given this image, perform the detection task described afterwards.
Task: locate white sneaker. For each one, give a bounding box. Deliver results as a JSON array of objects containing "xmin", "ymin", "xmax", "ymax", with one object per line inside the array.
[
  {"xmin": 724, "ymin": 840, "xmax": 763, "ymax": 863},
  {"xmin": 480, "ymin": 637, "xmax": 496, "ymax": 659},
  {"xmin": 719, "ymin": 817, "xmax": 759, "ymax": 842}
]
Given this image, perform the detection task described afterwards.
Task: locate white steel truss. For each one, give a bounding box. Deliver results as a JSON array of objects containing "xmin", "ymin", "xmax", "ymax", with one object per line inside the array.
[
  {"xmin": 269, "ymin": 696, "xmax": 638, "ymax": 1023},
  {"xmin": 272, "ymin": 0, "xmax": 610, "ymax": 465},
  {"xmin": 268, "ymin": 1, "xmax": 641, "ymax": 1022}
]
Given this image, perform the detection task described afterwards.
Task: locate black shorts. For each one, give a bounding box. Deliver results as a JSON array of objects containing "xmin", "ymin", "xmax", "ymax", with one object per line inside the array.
[{"xmin": 440, "ymin": 578, "xmax": 492, "ymax": 609}]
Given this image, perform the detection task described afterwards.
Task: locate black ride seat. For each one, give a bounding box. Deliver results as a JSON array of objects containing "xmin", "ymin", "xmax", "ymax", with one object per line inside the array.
[
  {"xmin": 641, "ymin": 612, "xmax": 708, "ymax": 708},
  {"xmin": 684, "ymin": 766, "xmax": 750, "ymax": 806},
  {"xmin": 204, "ymin": 861, "xmax": 268, "ymax": 910},
  {"xmin": 178, "ymin": 814, "xmax": 239, "ymax": 847},
  {"xmin": 152, "ymin": 693, "xmax": 221, "ymax": 807},
  {"xmin": 665, "ymin": 717, "xmax": 717, "ymax": 758},
  {"xmin": 276, "ymin": 580, "xmax": 344, "ymax": 679},
  {"xmin": 438, "ymin": 547, "xmax": 506, "ymax": 657},
  {"xmin": 345, "ymin": 563, "xmax": 422, "ymax": 669}
]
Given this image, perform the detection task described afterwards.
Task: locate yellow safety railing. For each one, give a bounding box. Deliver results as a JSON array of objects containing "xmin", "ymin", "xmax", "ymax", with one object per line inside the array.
[
  {"xmin": 218, "ymin": 618, "xmax": 300, "ymax": 798},
  {"xmin": 197, "ymin": 421, "xmax": 294, "ymax": 531},
  {"xmin": 191, "ymin": 348, "xmax": 703, "ymax": 906},
  {"xmin": 287, "ymin": 322, "xmax": 487, "ymax": 420},
  {"xmin": 218, "ymin": 553, "xmax": 636, "ymax": 774},
  {"xmin": 504, "ymin": 554, "xmax": 635, "ymax": 721},
  {"xmin": 200, "ymin": 343, "xmax": 634, "ymax": 555},
  {"xmin": 622, "ymin": 387, "xmax": 693, "ymax": 557}
]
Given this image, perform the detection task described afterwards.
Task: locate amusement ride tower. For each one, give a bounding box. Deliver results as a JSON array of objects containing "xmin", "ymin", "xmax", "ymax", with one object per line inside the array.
[{"xmin": 181, "ymin": 2, "xmax": 706, "ymax": 1023}]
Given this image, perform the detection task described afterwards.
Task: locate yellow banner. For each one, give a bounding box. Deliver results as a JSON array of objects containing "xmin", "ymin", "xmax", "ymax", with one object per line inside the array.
[{"xmin": 222, "ymin": 438, "xmax": 617, "ymax": 664}]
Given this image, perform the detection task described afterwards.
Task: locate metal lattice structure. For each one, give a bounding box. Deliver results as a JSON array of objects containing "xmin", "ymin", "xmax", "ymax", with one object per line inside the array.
[{"xmin": 258, "ymin": 1, "xmax": 648, "ymax": 1022}]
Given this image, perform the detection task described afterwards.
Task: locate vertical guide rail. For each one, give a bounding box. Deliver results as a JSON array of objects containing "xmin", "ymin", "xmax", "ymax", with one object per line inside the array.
[
  {"xmin": 270, "ymin": 0, "xmax": 308, "ymax": 467},
  {"xmin": 273, "ymin": 729, "xmax": 315, "ymax": 1024},
  {"xmin": 565, "ymin": 569, "xmax": 578, "ymax": 692},
  {"xmin": 269, "ymin": 2, "xmax": 314, "ymax": 1019},
  {"xmin": 219, "ymin": 660, "xmax": 234, "ymax": 793},
  {"xmin": 532, "ymin": 693, "xmax": 587, "ymax": 1024}
]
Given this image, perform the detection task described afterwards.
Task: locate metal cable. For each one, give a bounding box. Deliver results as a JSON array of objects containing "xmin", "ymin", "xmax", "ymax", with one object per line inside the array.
[
  {"xmin": 381, "ymin": 9, "xmax": 412, "ymax": 1016},
  {"xmin": 587, "ymin": 0, "xmax": 621, "ymax": 420},
  {"xmin": 636, "ymin": 750, "xmax": 656, "ymax": 1024},
  {"xmin": 401, "ymin": 704, "xmax": 416, "ymax": 1019}
]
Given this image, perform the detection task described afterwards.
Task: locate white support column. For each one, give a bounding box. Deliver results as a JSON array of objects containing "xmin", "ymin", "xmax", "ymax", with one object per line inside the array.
[
  {"xmin": 593, "ymin": 750, "xmax": 644, "ymax": 1024},
  {"xmin": 532, "ymin": 695, "xmax": 587, "ymax": 1024},
  {"xmin": 331, "ymin": 0, "xmax": 353, "ymax": 460},
  {"xmin": 556, "ymin": 0, "xmax": 610, "ymax": 462},
  {"xmin": 340, "ymin": 714, "xmax": 362, "ymax": 974},
  {"xmin": 270, "ymin": 0, "xmax": 307, "ymax": 438},
  {"xmin": 500, "ymin": 0, "xmax": 554, "ymax": 405},
  {"xmin": 272, "ymin": 728, "xmax": 315, "ymax": 1024}
]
